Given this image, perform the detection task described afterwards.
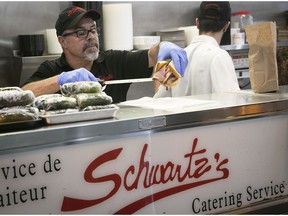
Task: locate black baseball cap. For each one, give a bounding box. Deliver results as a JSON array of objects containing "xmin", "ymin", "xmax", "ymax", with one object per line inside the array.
[
  {"xmin": 55, "ymin": 6, "xmax": 101, "ymax": 36},
  {"xmin": 198, "ymin": 2, "xmax": 231, "ymax": 21}
]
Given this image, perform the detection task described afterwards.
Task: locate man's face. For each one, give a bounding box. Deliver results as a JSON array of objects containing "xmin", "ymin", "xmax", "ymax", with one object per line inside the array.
[{"xmin": 60, "ymin": 18, "xmax": 100, "ymax": 61}]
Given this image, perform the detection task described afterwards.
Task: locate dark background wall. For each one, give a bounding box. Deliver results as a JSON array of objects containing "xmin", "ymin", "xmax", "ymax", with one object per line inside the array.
[{"xmin": 0, "ymin": 1, "xmax": 287, "ymax": 87}]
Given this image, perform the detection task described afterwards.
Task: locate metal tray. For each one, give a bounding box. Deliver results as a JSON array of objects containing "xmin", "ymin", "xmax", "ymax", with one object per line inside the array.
[
  {"xmin": 0, "ymin": 119, "xmax": 44, "ymax": 133},
  {"xmin": 40, "ymin": 105, "xmax": 119, "ymax": 125}
]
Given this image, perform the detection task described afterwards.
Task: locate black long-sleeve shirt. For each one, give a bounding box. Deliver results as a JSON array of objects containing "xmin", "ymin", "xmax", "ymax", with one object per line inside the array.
[{"xmin": 23, "ymin": 50, "xmax": 153, "ymax": 103}]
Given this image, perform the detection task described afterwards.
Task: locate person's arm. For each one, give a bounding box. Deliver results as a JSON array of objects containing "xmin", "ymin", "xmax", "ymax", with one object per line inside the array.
[
  {"xmin": 148, "ymin": 43, "xmax": 160, "ymax": 68},
  {"xmin": 22, "ymin": 68, "xmax": 98, "ymax": 97},
  {"xmin": 21, "ymin": 76, "xmax": 60, "ymax": 97}
]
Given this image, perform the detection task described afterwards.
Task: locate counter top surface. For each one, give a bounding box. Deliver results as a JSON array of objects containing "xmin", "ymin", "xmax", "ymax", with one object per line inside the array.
[{"xmin": 1, "ymin": 86, "xmax": 288, "ymax": 152}]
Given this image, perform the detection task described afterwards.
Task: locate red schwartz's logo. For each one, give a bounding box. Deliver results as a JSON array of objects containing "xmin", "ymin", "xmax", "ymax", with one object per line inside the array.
[
  {"xmin": 61, "ymin": 138, "xmax": 229, "ymax": 214},
  {"xmin": 67, "ymin": 7, "xmax": 85, "ymax": 16}
]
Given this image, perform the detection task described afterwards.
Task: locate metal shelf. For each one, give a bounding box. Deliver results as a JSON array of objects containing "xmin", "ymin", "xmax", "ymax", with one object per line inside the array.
[
  {"xmin": 221, "ymin": 41, "xmax": 288, "ymax": 51},
  {"xmin": 221, "ymin": 44, "xmax": 249, "ymax": 51}
]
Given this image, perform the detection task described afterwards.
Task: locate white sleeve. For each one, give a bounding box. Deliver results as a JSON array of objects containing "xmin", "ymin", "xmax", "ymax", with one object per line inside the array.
[
  {"xmin": 153, "ymin": 85, "xmax": 172, "ymax": 98},
  {"xmin": 210, "ymin": 51, "xmax": 240, "ymax": 93}
]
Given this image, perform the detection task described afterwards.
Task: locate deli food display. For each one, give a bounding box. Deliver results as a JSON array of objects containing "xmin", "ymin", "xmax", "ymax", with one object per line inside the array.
[
  {"xmin": 0, "ymin": 81, "xmax": 118, "ymax": 129},
  {"xmin": 33, "ymin": 94, "xmax": 78, "ymax": 114},
  {"xmin": 60, "ymin": 81, "xmax": 113, "ymax": 110},
  {"xmin": 35, "ymin": 81, "xmax": 118, "ymax": 124},
  {"xmin": 0, "ymin": 106, "xmax": 39, "ymax": 123},
  {"xmin": 0, "ymin": 87, "xmax": 35, "ymax": 108},
  {"xmin": 60, "ymin": 81, "xmax": 102, "ymax": 95},
  {"xmin": 0, "ymin": 87, "xmax": 41, "ymax": 132},
  {"xmin": 75, "ymin": 93, "xmax": 113, "ymax": 110},
  {"xmin": 0, "ymin": 87, "xmax": 37, "ymax": 123}
]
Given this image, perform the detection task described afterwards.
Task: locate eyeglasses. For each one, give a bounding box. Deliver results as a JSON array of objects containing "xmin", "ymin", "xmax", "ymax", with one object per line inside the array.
[{"xmin": 62, "ymin": 27, "xmax": 101, "ymax": 38}]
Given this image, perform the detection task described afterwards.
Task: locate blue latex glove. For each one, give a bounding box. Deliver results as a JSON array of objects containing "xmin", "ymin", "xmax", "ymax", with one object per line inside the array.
[
  {"xmin": 157, "ymin": 42, "xmax": 188, "ymax": 77},
  {"xmin": 58, "ymin": 68, "xmax": 98, "ymax": 86}
]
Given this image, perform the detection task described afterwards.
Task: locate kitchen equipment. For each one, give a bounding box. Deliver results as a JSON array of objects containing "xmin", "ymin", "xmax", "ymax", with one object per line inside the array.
[
  {"xmin": 177, "ymin": 26, "xmax": 199, "ymax": 46},
  {"xmin": 133, "ymin": 36, "xmax": 160, "ymax": 50},
  {"xmin": 221, "ymin": 44, "xmax": 250, "ymax": 89},
  {"xmin": 18, "ymin": 34, "xmax": 45, "ymax": 57},
  {"xmin": 18, "ymin": 55, "xmax": 60, "ymax": 86},
  {"xmin": 156, "ymin": 29, "xmax": 186, "ymax": 48}
]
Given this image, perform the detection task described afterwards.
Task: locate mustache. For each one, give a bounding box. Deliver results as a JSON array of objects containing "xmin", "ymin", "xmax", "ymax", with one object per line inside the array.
[{"xmin": 83, "ymin": 40, "xmax": 99, "ymax": 50}]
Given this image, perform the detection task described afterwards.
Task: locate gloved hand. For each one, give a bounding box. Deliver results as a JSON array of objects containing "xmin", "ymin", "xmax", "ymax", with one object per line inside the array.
[
  {"xmin": 157, "ymin": 42, "xmax": 188, "ymax": 77},
  {"xmin": 58, "ymin": 68, "xmax": 98, "ymax": 86}
]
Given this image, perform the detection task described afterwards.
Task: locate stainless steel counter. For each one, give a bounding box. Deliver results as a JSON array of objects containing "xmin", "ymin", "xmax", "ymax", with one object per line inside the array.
[
  {"xmin": 1, "ymin": 87, "xmax": 288, "ymax": 153},
  {"xmin": 1, "ymin": 87, "xmax": 288, "ymax": 214}
]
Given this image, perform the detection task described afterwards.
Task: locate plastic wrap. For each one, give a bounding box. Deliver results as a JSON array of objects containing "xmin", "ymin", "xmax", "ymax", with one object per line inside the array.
[
  {"xmin": 40, "ymin": 109, "xmax": 79, "ymax": 116},
  {"xmin": 82, "ymin": 104, "xmax": 117, "ymax": 111},
  {"xmin": 0, "ymin": 106, "xmax": 39, "ymax": 123},
  {"xmin": 0, "ymin": 89, "xmax": 35, "ymax": 108},
  {"xmin": 0, "ymin": 87, "xmax": 22, "ymax": 92},
  {"xmin": 33, "ymin": 94, "xmax": 62, "ymax": 110},
  {"xmin": 34, "ymin": 94, "xmax": 77, "ymax": 111},
  {"xmin": 60, "ymin": 81, "xmax": 102, "ymax": 95},
  {"xmin": 75, "ymin": 92, "xmax": 113, "ymax": 110}
]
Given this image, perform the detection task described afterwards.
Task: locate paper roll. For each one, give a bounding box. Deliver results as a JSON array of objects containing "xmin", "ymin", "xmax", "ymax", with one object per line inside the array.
[
  {"xmin": 103, "ymin": 3, "xmax": 133, "ymax": 51},
  {"xmin": 46, "ymin": 29, "xmax": 62, "ymax": 54}
]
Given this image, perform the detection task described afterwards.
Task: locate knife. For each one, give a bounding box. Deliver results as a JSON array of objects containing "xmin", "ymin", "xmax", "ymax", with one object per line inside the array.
[
  {"xmin": 101, "ymin": 78, "xmax": 153, "ymax": 85},
  {"xmin": 100, "ymin": 60, "xmax": 171, "ymax": 86}
]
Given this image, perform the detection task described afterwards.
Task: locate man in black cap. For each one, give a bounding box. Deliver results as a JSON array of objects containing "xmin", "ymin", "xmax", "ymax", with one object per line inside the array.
[
  {"xmin": 22, "ymin": 6, "xmax": 188, "ymax": 103},
  {"xmin": 154, "ymin": 1, "xmax": 240, "ymax": 98}
]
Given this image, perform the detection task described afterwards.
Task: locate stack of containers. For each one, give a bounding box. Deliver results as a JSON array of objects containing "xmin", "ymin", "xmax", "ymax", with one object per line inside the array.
[{"xmin": 231, "ymin": 11, "xmax": 253, "ymax": 44}]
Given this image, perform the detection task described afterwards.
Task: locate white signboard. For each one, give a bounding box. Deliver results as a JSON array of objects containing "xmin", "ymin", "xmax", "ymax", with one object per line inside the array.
[{"xmin": 0, "ymin": 115, "xmax": 287, "ymax": 214}]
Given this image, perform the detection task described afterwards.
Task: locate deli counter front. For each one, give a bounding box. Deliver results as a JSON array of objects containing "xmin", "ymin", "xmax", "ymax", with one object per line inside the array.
[{"xmin": 1, "ymin": 87, "xmax": 288, "ymax": 214}]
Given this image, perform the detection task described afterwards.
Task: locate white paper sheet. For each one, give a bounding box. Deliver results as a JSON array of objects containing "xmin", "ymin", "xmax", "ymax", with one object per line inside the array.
[{"xmin": 119, "ymin": 97, "xmax": 218, "ymax": 112}]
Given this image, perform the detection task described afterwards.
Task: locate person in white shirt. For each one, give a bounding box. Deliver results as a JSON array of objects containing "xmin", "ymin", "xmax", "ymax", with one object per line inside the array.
[{"xmin": 154, "ymin": 1, "xmax": 240, "ymax": 98}]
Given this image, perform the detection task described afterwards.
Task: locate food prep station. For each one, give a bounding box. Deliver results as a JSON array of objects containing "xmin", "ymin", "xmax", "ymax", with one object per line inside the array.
[
  {"xmin": 0, "ymin": 1, "xmax": 287, "ymax": 214},
  {"xmin": 1, "ymin": 86, "xmax": 288, "ymax": 214}
]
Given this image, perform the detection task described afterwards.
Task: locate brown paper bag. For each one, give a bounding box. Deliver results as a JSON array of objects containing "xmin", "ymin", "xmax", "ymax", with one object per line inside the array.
[{"xmin": 245, "ymin": 22, "xmax": 279, "ymax": 93}]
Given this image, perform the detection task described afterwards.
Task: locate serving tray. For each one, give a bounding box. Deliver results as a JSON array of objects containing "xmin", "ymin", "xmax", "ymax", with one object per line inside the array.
[{"xmin": 40, "ymin": 105, "xmax": 119, "ymax": 125}]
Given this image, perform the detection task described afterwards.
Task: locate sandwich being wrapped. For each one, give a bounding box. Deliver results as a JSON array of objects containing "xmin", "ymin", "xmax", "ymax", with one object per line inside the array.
[{"xmin": 152, "ymin": 60, "xmax": 181, "ymax": 87}]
